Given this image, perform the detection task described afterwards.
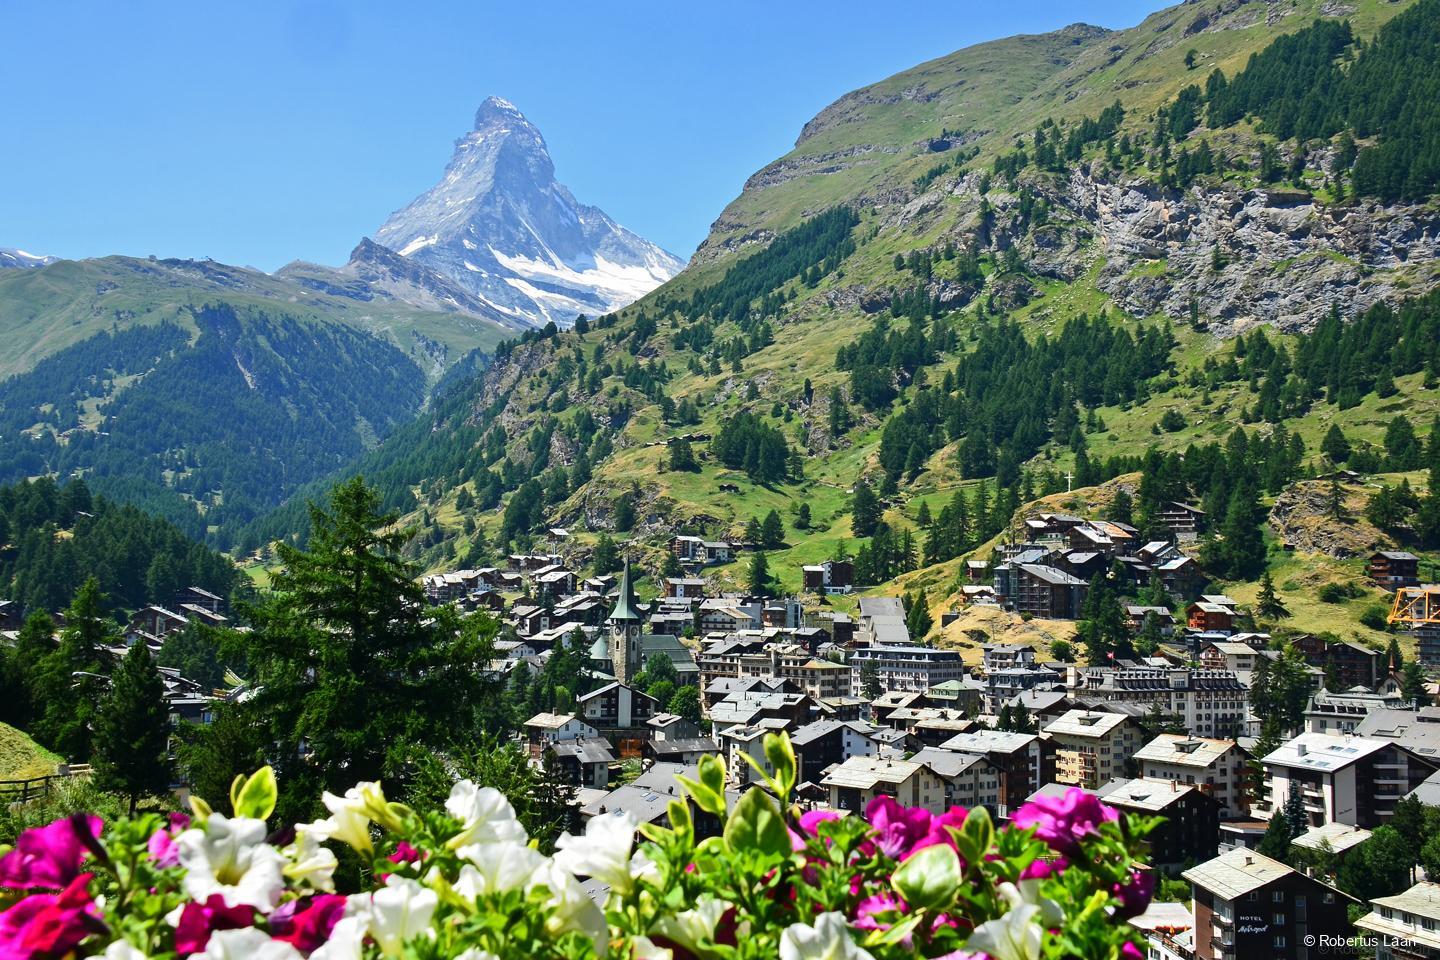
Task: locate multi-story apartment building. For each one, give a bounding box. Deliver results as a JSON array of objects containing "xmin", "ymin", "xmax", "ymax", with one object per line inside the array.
[
  {"xmin": 1043, "ymin": 709, "xmax": 1142, "ymax": 789},
  {"xmin": 1183, "ymin": 848, "xmax": 1355, "ymax": 960},
  {"xmin": 821, "ymin": 755, "xmax": 945, "ymax": 814},
  {"xmin": 1261, "ymin": 732, "xmax": 1438, "ymax": 829},
  {"xmin": 847, "ymin": 645, "xmax": 967, "ymax": 694},
  {"xmin": 941, "ymin": 729, "xmax": 1046, "ymax": 816},
  {"xmin": 1133, "ymin": 734, "xmax": 1249, "ymax": 817},
  {"xmin": 1077, "ymin": 667, "xmax": 1247, "ymax": 738},
  {"xmin": 1356, "ymin": 881, "xmax": 1440, "ymax": 960}
]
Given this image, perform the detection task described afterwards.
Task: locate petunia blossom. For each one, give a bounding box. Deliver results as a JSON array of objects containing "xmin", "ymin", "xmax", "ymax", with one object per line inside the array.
[
  {"xmin": 554, "ymin": 811, "xmax": 640, "ymax": 895},
  {"xmin": 174, "ymin": 894, "xmax": 254, "ymax": 955},
  {"xmin": 175, "ymin": 814, "xmax": 287, "ymax": 912},
  {"xmin": 269, "ymin": 894, "xmax": 347, "ymax": 953},
  {"xmin": 445, "ymin": 781, "xmax": 527, "ymax": 849},
  {"xmin": 1009, "ymin": 788, "xmax": 1118, "ymax": 855},
  {"xmin": 350, "ymin": 875, "xmax": 437, "ymax": 958},
  {"xmin": 779, "ymin": 912, "xmax": 875, "ymax": 960},
  {"xmin": 0, "ymin": 814, "xmax": 103, "ymax": 890},
  {"xmin": 192, "ymin": 927, "xmax": 302, "ymax": 960},
  {"xmin": 0, "ymin": 873, "xmax": 104, "ymax": 959}
]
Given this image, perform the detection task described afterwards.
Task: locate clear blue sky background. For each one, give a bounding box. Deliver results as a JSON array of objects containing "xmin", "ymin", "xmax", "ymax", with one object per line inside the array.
[{"xmin": 1, "ymin": 0, "xmax": 1161, "ymax": 271}]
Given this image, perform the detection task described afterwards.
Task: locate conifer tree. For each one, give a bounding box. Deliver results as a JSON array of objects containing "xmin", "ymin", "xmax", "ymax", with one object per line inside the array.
[
  {"xmin": 747, "ymin": 551, "xmax": 773, "ymax": 597},
  {"xmin": 94, "ymin": 642, "xmax": 172, "ymax": 814},
  {"xmin": 33, "ymin": 577, "xmax": 113, "ymax": 761},
  {"xmin": 1255, "ymin": 571, "xmax": 1289, "ymax": 620}
]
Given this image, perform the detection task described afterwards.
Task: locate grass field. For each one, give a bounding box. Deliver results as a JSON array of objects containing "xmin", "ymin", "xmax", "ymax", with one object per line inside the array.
[{"xmin": 0, "ymin": 724, "xmax": 61, "ymax": 781}]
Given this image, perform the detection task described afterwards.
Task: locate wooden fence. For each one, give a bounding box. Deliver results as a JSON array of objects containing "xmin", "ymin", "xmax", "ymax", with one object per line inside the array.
[{"xmin": 0, "ymin": 764, "xmax": 92, "ymax": 804}]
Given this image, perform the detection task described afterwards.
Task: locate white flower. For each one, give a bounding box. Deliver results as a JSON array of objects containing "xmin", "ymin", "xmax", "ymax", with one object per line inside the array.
[
  {"xmin": 630, "ymin": 936, "xmax": 675, "ymax": 960},
  {"xmin": 452, "ymin": 840, "xmax": 546, "ymax": 897},
  {"xmin": 554, "ymin": 811, "xmax": 639, "ymax": 894},
  {"xmin": 779, "ymin": 913, "xmax": 874, "ymax": 960},
  {"xmin": 527, "ymin": 859, "xmax": 608, "ymax": 954},
  {"xmin": 352, "ymin": 875, "xmax": 438, "ymax": 958},
  {"xmin": 309, "ymin": 917, "xmax": 367, "ymax": 960},
  {"xmin": 310, "ymin": 781, "xmax": 386, "ymax": 853},
  {"xmin": 194, "ymin": 928, "xmax": 303, "ymax": 960},
  {"xmin": 649, "ymin": 897, "xmax": 732, "ymax": 956},
  {"xmin": 964, "ymin": 904, "xmax": 1043, "ymax": 960},
  {"xmin": 175, "ymin": 813, "xmax": 287, "ymax": 911},
  {"xmin": 104, "ymin": 941, "xmax": 149, "ymax": 960},
  {"xmin": 453, "ymin": 951, "xmax": 502, "ymax": 960},
  {"xmin": 283, "ymin": 822, "xmax": 338, "ymax": 892},
  {"xmin": 445, "ymin": 780, "xmax": 528, "ymax": 848}
]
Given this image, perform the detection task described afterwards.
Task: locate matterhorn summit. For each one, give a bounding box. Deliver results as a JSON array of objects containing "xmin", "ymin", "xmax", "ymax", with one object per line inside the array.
[{"xmin": 374, "ymin": 97, "xmax": 684, "ymax": 327}]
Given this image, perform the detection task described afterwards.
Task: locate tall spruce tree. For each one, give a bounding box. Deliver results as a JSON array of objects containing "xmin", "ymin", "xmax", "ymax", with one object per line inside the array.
[
  {"xmin": 33, "ymin": 577, "xmax": 114, "ymax": 761},
  {"xmin": 94, "ymin": 642, "xmax": 172, "ymax": 814},
  {"xmin": 228, "ymin": 477, "xmax": 499, "ymax": 820}
]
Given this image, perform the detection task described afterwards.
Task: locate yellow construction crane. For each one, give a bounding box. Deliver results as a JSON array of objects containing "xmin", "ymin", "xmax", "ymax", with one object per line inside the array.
[{"xmin": 1389, "ymin": 585, "xmax": 1440, "ymax": 626}]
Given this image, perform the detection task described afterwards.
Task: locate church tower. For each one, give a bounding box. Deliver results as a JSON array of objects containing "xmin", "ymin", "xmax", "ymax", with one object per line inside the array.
[{"xmin": 607, "ymin": 559, "xmax": 644, "ymax": 683}]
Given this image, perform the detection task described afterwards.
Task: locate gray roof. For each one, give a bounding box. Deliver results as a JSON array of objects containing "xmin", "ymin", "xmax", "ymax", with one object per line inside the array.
[
  {"xmin": 1183, "ymin": 848, "xmax": 1293, "ymax": 899},
  {"xmin": 551, "ymin": 737, "xmax": 616, "ymax": 765},
  {"xmin": 910, "ymin": 747, "xmax": 987, "ymax": 779}
]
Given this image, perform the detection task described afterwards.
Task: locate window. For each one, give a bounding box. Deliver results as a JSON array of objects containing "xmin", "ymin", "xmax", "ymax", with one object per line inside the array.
[
  {"xmin": 1273, "ymin": 891, "xmax": 1285, "ymax": 903},
  {"xmin": 1274, "ymin": 935, "xmax": 1287, "ymax": 948},
  {"xmin": 1273, "ymin": 913, "xmax": 1285, "ymax": 925}
]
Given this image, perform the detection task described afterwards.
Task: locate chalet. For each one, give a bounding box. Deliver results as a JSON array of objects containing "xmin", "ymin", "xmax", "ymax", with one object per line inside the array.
[
  {"xmin": 522, "ymin": 713, "xmax": 599, "ymax": 759},
  {"xmin": 1058, "ymin": 550, "xmax": 1107, "ymax": 581},
  {"xmin": 1124, "ymin": 605, "xmax": 1177, "ymax": 635},
  {"xmin": 510, "ymin": 604, "xmax": 550, "ymax": 637},
  {"xmin": 644, "ymin": 737, "xmax": 721, "ymax": 765},
  {"xmin": 982, "ymin": 642, "xmax": 1036, "ymax": 673},
  {"xmin": 576, "ymin": 682, "xmax": 658, "ymax": 735},
  {"xmin": 1012, "ymin": 564, "xmax": 1088, "ymax": 619},
  {"xmin": 802, "ymin": 559, "xmax": 854, "ymax": 595},
  {"xmin": 1355, "ymin": 881, "xmax": 1440, "ymax": 960},
  {"xmin": 910, "ymin": 747, "xmax": 1003, "ymax": 811},
  {"xmin": 1157, "ymin": 502, "xmax": 1206, "ymax": 536},
  {"xmin": 858, "ymin": 597, "xmax": 910, "ymax": 645},
  {"xmin": 1155, "ymin": 557, "xmax": 1205, "ymax": 601},
  {"xmin": 1099, "ymin": 777, "xmax": 1221, "ymax": 867},
  {"xmin": 1186, "ymin": 602, "xmax": 1235, "ymax": 634},
  {"xmin": 1368, "ymin": 551, "xmax": 1421, "ymax": 591},
  {"xmin": 670, "ymin": 536, "xmax": 731, "ymax": 566},
  {"xmin": 940, "ymin": 729, "xmax": 1045, "ymax": 816},
  {"xmin": 964, "ymin": 559, "xmax": 991, "ymax": 583},
  {"xmin": 822, "ymin": 756, "xmax": 945, "ymax": 814},
  {"xmin": 1321, "ymin": 638, "xmax": 1383, "ymax": 690},
  {"xmin": 130, "ymin": 606, "xmax": 190, "ymax": 639},
  {"xmin": 0, "ymin": 600, "xmax": 21, "ymax": 631},
  {"xmin": 549, "ymin": 737, "xmax": 615, "ymax": 790},
  {"xmin": 534, "ymin": 569, "xmax": 577, "ymax": 598},
  {"xmin": 1134, "ymin": 734, "xmax": 1249, "ymax": 817},
  {"xmin": 647, "ymin": 713, "xmax": 702, "ymax": 742},
  {"xmin": 509, "ymin": 553, "xmax": 560, "ymax": 573},
  {"xmin": 1043, "ymin": 710, "xmax": 1143, "ymax": 789},
  {"xmin": 174, "ymin": 586, "xmax": 227, "ymax": 614},
  {"xmin": 424, "ymin": 570, "xmax": 485, "ymax": 603},
  {"xmin": 664, "ymin": 577, "xmax": 707, "ymax": 599},
  {"xmin": 789, "ymin": 718, "xmax": 883, "ymax": 785}
]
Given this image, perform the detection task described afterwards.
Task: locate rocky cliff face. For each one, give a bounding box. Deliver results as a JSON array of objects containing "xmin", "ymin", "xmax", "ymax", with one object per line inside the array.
[{"xmin": 373, "ymin": 97, "xmax": 685, "ymax": 328}]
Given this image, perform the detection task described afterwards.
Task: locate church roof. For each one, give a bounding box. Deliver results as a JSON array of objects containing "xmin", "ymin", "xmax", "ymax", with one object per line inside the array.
[{"xmin": 608, "ymin": 559, "xmax": 643, "ymax": 623}]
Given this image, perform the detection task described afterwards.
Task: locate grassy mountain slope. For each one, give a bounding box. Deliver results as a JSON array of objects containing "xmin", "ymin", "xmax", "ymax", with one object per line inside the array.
[
  {"xmin": 249, "ymin": 0, "xmax": 1440, "ymax": 661},
  {"xmin": 0, "ymin": 255, "xmax": 513, "ymax": 382}
]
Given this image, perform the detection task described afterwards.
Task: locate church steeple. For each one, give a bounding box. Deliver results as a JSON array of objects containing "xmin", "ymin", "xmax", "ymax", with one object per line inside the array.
[{"xmin": 609, "ymin": 558, "xmax": 642, "ymax": 624}]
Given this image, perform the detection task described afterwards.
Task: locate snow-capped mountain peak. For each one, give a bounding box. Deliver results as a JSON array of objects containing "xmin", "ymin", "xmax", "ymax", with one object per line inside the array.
[
  {"xmin": 0, "ymin": 247, "xmax": 59, "ymax": 269},
  {"xmin": 374, "ymin": 98, "xmax": 684, "ymax": 327}
]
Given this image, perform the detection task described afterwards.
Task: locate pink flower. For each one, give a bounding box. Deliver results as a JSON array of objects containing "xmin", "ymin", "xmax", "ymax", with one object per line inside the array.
[
  {"xmin": 1010, "ymin": 788, "xmax": 1118, "ymax": 854},
  {"xmin": 174, "ymin": 894, "xmax": 254, "ymax": 955},
  {"xmin": 853, "ymin": 892, "xmax": 906, "ymax": 932},
  {"xmin": 387, "ymin": 842, "xmax": 421, "ymax": 864},
  {"xmin": 1121, "ymin": 942, "xmax": 1145, "ymax": 960},
  {"xmin": 1020, "ymin": 855, "xmax": 1068, "ymax": 880},
  {"xmin": 0, "ymin": 873, "xmax": 103, "ymax": 959},
  {"xmin": 270, "ymin": 895, "xmax": 347, "ymax": 952},
  {"xmin": 798, "ymin": 810, "xmax": 840, "ymax": 836},
  {"xmin": 907, "ymin": 806, "xmax": 968, "ymax": 860},
  {"xmin": 864, "ymin": 796, "xmax": 933, "ymax": 859},
  {"xmin": 1113, "ymin": 870, "xmax": 1155, "ymax": 919},
  {"xmin": 0, "ymin": 815, "xmax": 103, "ymax": 890}
]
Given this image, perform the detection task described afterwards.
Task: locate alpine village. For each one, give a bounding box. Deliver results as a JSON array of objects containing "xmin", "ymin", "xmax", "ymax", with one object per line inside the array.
[{"xmin": 7, "ymin": 1, "xmax": 1440, "ymax": 958}]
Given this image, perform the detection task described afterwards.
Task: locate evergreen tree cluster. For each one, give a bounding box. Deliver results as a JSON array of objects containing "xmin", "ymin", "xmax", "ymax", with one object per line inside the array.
[
  {"xmin": 710, "ymin": 412, "xmax": 797, "ymax": 485},
  {"xmin": 1166, "ymin": 2, "xmax": 1440, "ymax": 201},
  {"xmin": 0, "ymin": 477, "xmax": 237, "ymax": 616}
]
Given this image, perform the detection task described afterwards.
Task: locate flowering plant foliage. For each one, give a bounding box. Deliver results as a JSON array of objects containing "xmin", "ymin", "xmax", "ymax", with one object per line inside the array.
[{"xmin": 0, "ymin": 734, "xmax": 1155, "ymax": 960}]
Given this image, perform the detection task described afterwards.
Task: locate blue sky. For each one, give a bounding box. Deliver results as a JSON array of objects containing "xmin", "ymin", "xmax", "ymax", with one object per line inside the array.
[{"xmin": 1, "ymin": 0, "xmax": 1160, "ymax": 271}]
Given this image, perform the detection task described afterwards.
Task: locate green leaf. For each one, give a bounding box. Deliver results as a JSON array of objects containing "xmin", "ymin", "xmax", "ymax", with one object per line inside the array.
[
  {"xmin": 953, "ymin": 805, "xmax": 994, "ymax": 864},
  {"xmin": 679, "ymin": 754, "xmax": 729, "ymax": 817},
  {"xmin": 762, "ymin": 732, "xmax": 797, "ymax": 799},
  {"xmin": 723, "ymin": 787, "xmax": 791, "ymax": 860},
  {"xmin": 231, "ymin": 766, "xmax": 278, "ymax": 821},
  {"xmin": 892, "ymin": 843, "xmax": 962, "ymax": 910}
]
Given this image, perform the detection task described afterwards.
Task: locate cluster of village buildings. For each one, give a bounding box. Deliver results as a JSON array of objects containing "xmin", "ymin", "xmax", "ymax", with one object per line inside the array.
[{"xmin": 4, "ymin": 515, "xmax": 1440, "ymax": 960}]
